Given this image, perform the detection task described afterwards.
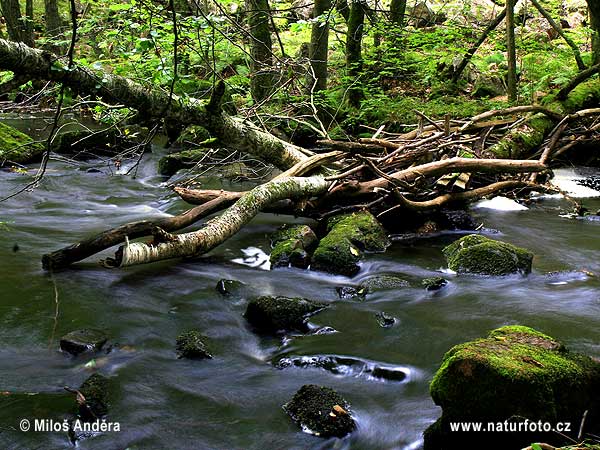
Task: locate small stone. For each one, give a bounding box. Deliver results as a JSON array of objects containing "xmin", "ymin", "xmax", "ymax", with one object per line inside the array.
[
  {"xmin": 176, "ymin": 330, "xmax": 213, "ymax": 359},
  {"xmin": 335, "ymin": 286, "xmax": 366, "ymax": 300},
  {"xmin": 78, "ymin": 373, "xmax": 109, "ymax": 420},
  {"xmin": 245, "ymin": 296, "xmax": 327, "ymax": 333},
  {"xmin": 375, "ymin": 312, "xmax": 396, "ymax": 328},
  {"xmin": 370, "ymin": 366, "xmax": 407, "ymax": 382},
  {"xmin": 283, "ymin": 384, "xmax": 356, "ymax": 438},
  {"xmin": 60, "ymin": 329, "xmax": 108, "ymax": 356},
  {"xmin": 422, "ymin": 277, "xmax": 448, "ymax": 291},
  {"xmin": 215, "ymin": 279, "xmax": 245, "ymax": 296}
]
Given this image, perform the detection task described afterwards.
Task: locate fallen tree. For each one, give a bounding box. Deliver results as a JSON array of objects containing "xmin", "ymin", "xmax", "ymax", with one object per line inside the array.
[{"xmin": 0, "ymin": 38, "xmax": 598, "ymax": 270}]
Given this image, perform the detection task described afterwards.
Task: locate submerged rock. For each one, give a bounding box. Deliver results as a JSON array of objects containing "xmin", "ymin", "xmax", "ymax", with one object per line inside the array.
[
  {"xmin": 176, "ymin": 330, "xmax": 213, "ymax": 359},
  {"xmin": 78, "ymin": 373, "xmax": 109, "ymax": 420},
  {"xmin": 245, "ymin": 296, "xmax": 327, "ymax": 333},
  {"xmin": 335, "ymin": 285, "xmax": 367, "ymax": 300},
  {"xmin": 157, "ymin": 148, "xmax": 212, "ymax": 176},
  {"xmin": 359, "ymin": 274, "xmax": 409, "ymax": 292},
  {"xmin": 283, "ymin": 384, "xmax": 356, "ymax": 438},
  {"xmin": 443, "ymin": 234, "xmax": 533, "ymax": 276},
  {"xmin": 375, "ymin": 311, "xmax": 396, "ymax": 328},
  {"xmin": 425, "ymin": 325, "xmax": 600, "ymax": 448},
  {"xmin": 269, "ymin": 224, "xmax": 317, "ymax": 269},
  {"xmin": 0, "ymin": 121, "xmax": 44, "ymax": 165},
  {"xmin": 312, "ymin": 212, "xmax": 390, "ymax": 276},
  {"xmin": 60, "ymin": 329, "xmax": 109, "ymax": 356},
  {"xmin": 422, "ymin": 277, "xmax": 448, "ymax": 291},
  {"xmin": 50, "ymin": 127, "xmax": 149, "ymax": 158},
  {"xmin": 215, "ymin": 279, "xmax": 246, "ymax": 296}
]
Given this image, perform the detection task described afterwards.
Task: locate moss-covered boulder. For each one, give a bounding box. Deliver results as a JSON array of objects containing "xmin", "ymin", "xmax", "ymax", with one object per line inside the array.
[
  {"xmin": 245, "ymin": 296, "xmax": 327, "ymax": 333},
  {"xmin": 157, "ymin": 148, "xmax": 212, "ymax": 176},
  {"xmin": 283, "ymin": 384, "xmax": 356, "ymax": 438},
  {"xmin": 0, "ymin": 121, "xmax": 44, "ymax": 165},
  {"xmin": 443, "ymin": 234, "xmax": 533, "ymax": 276},
  {"xmin": 60, "ymin": 329, "xmax": 108, "ymax": 356},
  {"xmin": 422, "ymin": 277, "xmax": 448, "ymax": 291},
  {"xmin": 425, "ymin": 326, "xmax": 600, "ymax": 448},
  {"xmin": 78, "ymin": 373, "xmax": 109, "ymax": 420},
  {"xmin": 176, "ymin": 330, "xmax": 213, "ymax": 359},
  {"xmin": 174, "ymin": 125, "xmax": 212, "ymax": 149},
  {"xmin": 311, "ymin": 212, "xmax": 390, "ymax": 276},
  {"xmin": 50, "ymin": 126, "xmax": 150, "ymax": 158},
  {"xmin": 270, "ymin": 224, "xmax": 317, "ymax": 269},
  {"xmin": 359, "ymin": 274, "xmax": 409, "ymax": 292}
]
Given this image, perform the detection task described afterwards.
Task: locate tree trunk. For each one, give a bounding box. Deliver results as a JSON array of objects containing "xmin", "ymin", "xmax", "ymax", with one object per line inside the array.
[
  {"xmin": 506, "ymin": 0, "xmax": 517, "ymax": 102},
  {"xmin": 44, "ymin": 0, "xmax": 62, "ymax": 36},
  {"xmin": 0, "ymin": 38, "xmax": 310, "ymax": 170},
  {"xmin": 389, "ymin": 0, "xmax": 407, "ymax": 26},
  {"xmin": 308, "ymin": 0, "xmax": 331, "ymax": 92},
  {"xmin": 346, "ymin": 0, "xmax": 365, "ymax": 107},
  {"xmin": 0, "ymin": 0, "xmax": 33, "ymax": 45},
  {"xmin": 589, "ymin": 0, "xmax": 600, "ymax": 64},
  {"xmin": 247, "ymin": 0, "xmax": 274, "ymax": 101}
]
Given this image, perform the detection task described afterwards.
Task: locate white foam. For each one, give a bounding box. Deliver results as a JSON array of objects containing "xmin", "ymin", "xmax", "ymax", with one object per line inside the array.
[
  {"xmin": 473, "ymin": 196, "xmax": 528, "ymax": 211},
  {"xmin": 552, "ymin": 168, "xmax": 600, "ymax": 198},
  {"xmin": 231, "ymin": 246, "xmax": 271, "ymax": 270}
]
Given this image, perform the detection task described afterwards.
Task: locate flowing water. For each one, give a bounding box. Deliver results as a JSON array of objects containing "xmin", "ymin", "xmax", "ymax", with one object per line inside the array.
[{"xmin": 1, "ymin": 118, "xmax": 600, "ymax": 450}]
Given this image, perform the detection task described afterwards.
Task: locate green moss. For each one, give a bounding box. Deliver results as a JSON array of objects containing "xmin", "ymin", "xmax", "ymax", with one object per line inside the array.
[
  {"xmin": 443, "ymin": 234, "xmax": 533, "ymax": 276},
  {"xmin": 270, "ymin": 224, "xmax": 317, "ymax": 269},
  {"xmin": 430, "ymin": 326, "xmax": 600, "ymax": 424},
  {"xmin": 78, "ymin": 373, "xmax": 109, "ymax": 419},
  {"xmin": 0, "ymin": 122, "xmax": 44, "ymax": 165},
  {"xmin": 312, "ymin": 212, "xmax": 390, "ymax": 276},
  {"xmin": 562, "ymin": 79, "xmax": 600, "ymax": 113},
  {"xmin": 422, "ymin": 276, "xmax": 448, "ymax": 291},
  {"xmin": 488, "ymin": 115, "xmax": 554, "ymax": 159},
  {"xmin": 176, "ymin": 330, "xmax": 212, "ymax": 359},
  {"xmin": 157, "ymin": 148, "xmax": 212, "ymax": 176},
  {"xmin": 244, "ymin": 296, "xmax": 327, "ymax": 333},
  {"xmin": 283, "ymin": 384, "xmax": 356, "ymax": 438},
  {"xmin": 360, "ymin": 274, "xmax": 409, "ymax": 292}
]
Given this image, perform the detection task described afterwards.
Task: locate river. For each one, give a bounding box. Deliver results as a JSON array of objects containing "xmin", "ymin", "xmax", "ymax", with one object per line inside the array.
[{"xmin": 1, "ymin": 118, "xmax": 600, "ymax": 449}]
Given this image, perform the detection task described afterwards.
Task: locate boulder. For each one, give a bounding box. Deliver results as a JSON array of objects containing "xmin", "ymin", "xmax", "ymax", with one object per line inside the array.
[
  {"xmin": 50, "ymin": 126, "xmax": 149, "ymax": 158},
  {"xmin": 335, "ymin": 285, "xmax": 367, "ymax": 300},
  {"xmin": 176, "ymin": 330, "xmax": 213, "ymax": 359},
  {"xmin": 425, "ymin": 325, "xmax": 600, "ymax": 448},
  {"xmin": 311, "ymin": 212, "xmax": 390, "ymax": 276},
  {"xmin": 269, "ymin": 224, "xmax": 318, "ymax": 269},
  {"xmin": 443, "ymin": 234, "xmax": 533, "ymax": 276},
  {"xmin": 472, "ymin": 74, "xmax": 505, "ymax": 98},
  {"xmin": 157, "ymin": 148, "xmax": 212, "ymax": 176},
  {"xmin": 244, "ymin": 296, "xmax": 327, "ymax": 333},
  {"xmin": 422, "ymin": 277, "xmax": 448, "ymax": 291},
  {"xmin": 215, "ymin": 279, "xmax": 246, "ymax": 296},
  {"xmin": 359, "ymin": 274, "xmax": 409, "ymax": 292},
  {"xmin": 0, "ymin": 121, "xmax": 44, "ymax": 165},
  {"xmin": 283, "ymin": 384, "xmax": 356, "ymax": 438},
  {"xmin": 60, "ymin": 329, "xmax": 108, "ymax": 356}
]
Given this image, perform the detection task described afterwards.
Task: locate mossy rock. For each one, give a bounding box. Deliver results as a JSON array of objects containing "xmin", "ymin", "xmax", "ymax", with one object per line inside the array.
[
  {"xmin": 244, "ymin": 296, "xmax": 327, "ymax": 333},
  {"xmin": 422, "ymin": 277, "xmax": 448, "ymax": 291},
  {"xmin": 283, "ymin": 384, "xmax": 356, "ymax": 438},
  {"xmin": 0, "ymin": 121, "xmax": 44, "ymax": 165},
  {"xmin": 443, "ymin": 234, "xmax": 533, "ymax": 276},
  {"xmin": 176, "ymin": 330, "xmax": 212, "ymax": 359},
  {"xmin": 426, "ymin": 325, "xmax": 600, "ymax": 448},
  {"xmin": 311, "ymin": 212, "xmax": 390, "ymax": 277},
  {"xmin": 173, "ymin": 125, "xmax": 213, "ymax": 149},
  {"xmin": 60, "ymin": 329, "xmax": 108, "ymax": 356},
  {"xmin": 359, "ymin": 274, "xmax": 409, "ymax": 292},
  {"xmin": 270, "ymin": 224, "xmax": 317, "ymax": 269},
  {"xmin": 78, "ymin": 373, "xmax": 109, "ymax": 420},
  {"xmin": 50, "ymin": 127, "xmax": 150, "ymax": 158},
  {"xmin": 157, "ymin": 148, "xmax": 212, "ymax": 176}
]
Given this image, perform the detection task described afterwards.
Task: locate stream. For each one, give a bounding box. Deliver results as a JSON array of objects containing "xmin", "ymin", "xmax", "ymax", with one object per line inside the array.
[{"xmin": 1, "ymin": 117, "xmax": 600, "ymax": 450}]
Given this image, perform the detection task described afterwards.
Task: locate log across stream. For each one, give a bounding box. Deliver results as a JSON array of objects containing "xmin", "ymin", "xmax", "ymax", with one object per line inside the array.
[{"xmin": 1, "ymin": 118, "xmax": 600, "ymax": 449}]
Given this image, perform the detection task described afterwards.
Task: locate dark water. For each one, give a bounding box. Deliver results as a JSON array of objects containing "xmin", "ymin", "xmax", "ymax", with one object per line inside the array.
[{"xmin": 1, "ymin": 122, "xmax": 600, "ymax": 449}]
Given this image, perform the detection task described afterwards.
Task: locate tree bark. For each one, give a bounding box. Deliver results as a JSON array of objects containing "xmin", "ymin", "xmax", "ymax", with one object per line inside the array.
[
  {"xmin": 44, "ymin": 0, "xmax": 62, "ymax": 36},
  {"xmin": 308, "ymin": 0, "xmax": 331, "ymax": 92},
  {"xmin": 0, "ymin": 38, "xmax": 310, "ymax": 170},
  {"xmin": 389, "ymin": 0, "xmax": 407, "ymax": 26},
  {"xmin": 506, "ymin": 0, "xmax": 517, "ymax": 102},
  {"xmin": 114, "ymin": 176, "xmax": 331, "ymax": 267},
  {"xmin": 588, "ymin": 0, "xmax": 600, "ymax": 64},
  {"xmin": 346, "ymin": 0, "xmax": 365, "ymax": 107},
  {"xmin": 247, "ymin": 0, "xmax": 274, "ymax": 101},
  {"xmin": 0, "ymin": 0, "xmax": 34, "ymax": 45}
]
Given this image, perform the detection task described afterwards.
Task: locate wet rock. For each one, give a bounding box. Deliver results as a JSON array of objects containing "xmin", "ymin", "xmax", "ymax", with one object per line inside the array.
[
  {"xmin": 157, "ymin": 148, "xmax": 212, "ymax": 176},
  {"xmin": 336, "ymin": 286, "xmax": 367, "ymax": 300},
  {"xmin": 60, "ymin": 329, "xmax": 109, "ymax": 356},
  {"xmin": 370, "ymin": 365, "xmax": 407, "ymax": 382},
  {"xmin": 269, "ymin": 224, "xmax": 318, "ymax": 269},
  {"xmin": 245, "ymin": 296, "xmax": 327, "ymax": 333},
  {"xmin": 78, "ymin": 373, "xmax": 109, "ymax": 420},
  {"xmin": 283, "ymin": 384, "xmax": 356, "ymax": 438},
  {"xmin": 375, "ymin": 312, "xmax": 396, "ymax": 328},
  {"xmin": 359, "ymin": 274, "xmax": 409, "ymax": 292},
  {"xmin": 443, "ymin": 234, "xmax": 533, "ymax": 276},
  {"xmin": 425, "ymin": 325, "xmax": 600, "ymax": 449},
  {"xmin": 50, "ymin": 126, "xmax": 149, "ymax": 158},
  {"xmin": 422, "ymin": 277, "xmax": 448, "ymax": 291},
  {"xmin": 176, "ymin": 330, "xmax": 213, "ymax": 359},
  {"xmin": 437, "ymin": 209, "xmax": 478, "ymax": 230},
  {"xmin": 0, "ymin": 121, "xmax": 44, "ymax": 165},
  {"xmin": 215, "ymin": 279, "xmax": 246, "ymax": 296},
  {"xmin": 312, "ymin": 212, "xmax": 390, "ymax": 276}
]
